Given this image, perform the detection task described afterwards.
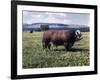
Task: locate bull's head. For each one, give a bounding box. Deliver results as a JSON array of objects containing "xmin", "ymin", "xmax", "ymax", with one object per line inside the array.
[{"xmin": 75, "ymin": 30, "xmax": 82, "ymax": 41}]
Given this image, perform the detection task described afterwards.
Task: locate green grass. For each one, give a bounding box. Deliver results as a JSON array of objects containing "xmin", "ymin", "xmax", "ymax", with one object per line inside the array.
[{"xmin": 22, "ymin": 31, "xmax": 90, "ymax": 68}]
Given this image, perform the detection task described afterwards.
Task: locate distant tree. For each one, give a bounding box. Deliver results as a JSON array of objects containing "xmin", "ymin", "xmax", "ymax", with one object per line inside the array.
[{"xmin": 40, "ymin": 25, "xmax": 49, "ymax": 31}]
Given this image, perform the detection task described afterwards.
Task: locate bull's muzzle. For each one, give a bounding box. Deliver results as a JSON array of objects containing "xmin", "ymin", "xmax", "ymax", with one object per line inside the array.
[{"xmin": 76, "ymin": 37, "xmax": 82, "ymax": 41}]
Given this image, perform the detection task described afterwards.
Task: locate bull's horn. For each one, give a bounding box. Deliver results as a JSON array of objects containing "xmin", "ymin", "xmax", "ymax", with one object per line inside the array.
[{"xmin": 75, "ymin": 30, "xmax": 81, "ymax": 35}]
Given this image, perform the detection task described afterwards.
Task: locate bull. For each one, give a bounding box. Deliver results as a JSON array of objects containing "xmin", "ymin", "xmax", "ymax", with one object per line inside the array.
[{"xmin": 42, "ymin": 30, "xmax": 82, "ymax": 50}]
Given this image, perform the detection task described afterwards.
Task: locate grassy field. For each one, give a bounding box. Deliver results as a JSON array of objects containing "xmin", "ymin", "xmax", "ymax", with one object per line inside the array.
[{"xmin": 22, "ymin": 31, "xmax": 90, "ymax": 68}]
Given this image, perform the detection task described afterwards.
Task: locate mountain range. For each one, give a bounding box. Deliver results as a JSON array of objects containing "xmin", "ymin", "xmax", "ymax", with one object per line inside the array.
[{"xmin": 23, "ymin": 23, "xmax": 89, "ymax": 32}]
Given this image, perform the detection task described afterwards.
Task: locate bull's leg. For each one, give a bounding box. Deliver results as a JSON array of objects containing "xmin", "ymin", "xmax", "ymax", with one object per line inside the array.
[
  {"xmin": 43, "ymin": 42, "xmax": 48, "ymax": 49},
  {"xmin": 64, "ymin": 43, "xmax": 68, "ymax": 50},
  {"xmin": 67, "ymin": 42, "xmax": 74, "ymax": 50},
  {"xmin": 48, "ymin": 43, "xmax": 51, "ymax": 49},
  {"xmin": 43, "ymin": 43, "xmax": 45, "ymax": 49}
]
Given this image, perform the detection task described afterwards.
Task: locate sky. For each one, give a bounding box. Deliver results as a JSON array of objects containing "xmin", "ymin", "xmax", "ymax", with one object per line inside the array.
[{"xmin": 23, "ymin": 11, "xmax": 90, "ymax": 26}]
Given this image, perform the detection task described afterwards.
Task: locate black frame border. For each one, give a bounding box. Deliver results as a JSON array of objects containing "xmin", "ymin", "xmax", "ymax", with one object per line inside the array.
[{"xmin": 11, "ymin": 0, "xmax": 98, "ymax": 79}]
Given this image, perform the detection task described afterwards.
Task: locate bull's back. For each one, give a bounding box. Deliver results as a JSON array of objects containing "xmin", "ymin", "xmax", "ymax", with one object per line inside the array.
[{"xmin": 51, "ymin": 30, "xmax": 73, "ymax": 40}]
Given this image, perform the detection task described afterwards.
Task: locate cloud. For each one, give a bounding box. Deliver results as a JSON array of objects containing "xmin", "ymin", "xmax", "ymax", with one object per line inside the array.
[
  {"xmin": 23, "ymin": 11, "xmax": 71, "ymax": 24},
  {"xmin": 23, "ymin": 11, "xmax": 90, "ymax": 26}
]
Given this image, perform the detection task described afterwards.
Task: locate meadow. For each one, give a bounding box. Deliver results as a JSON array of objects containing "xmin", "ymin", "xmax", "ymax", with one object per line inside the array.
[{"xmin": 22, "ymin": 31, "xmax": 90, "ymax": 68}]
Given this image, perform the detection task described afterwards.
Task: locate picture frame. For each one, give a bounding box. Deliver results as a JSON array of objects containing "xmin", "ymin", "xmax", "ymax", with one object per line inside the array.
[{"xmin": 11, "ymin": 0, "xmax": 98, "ymax": 79}]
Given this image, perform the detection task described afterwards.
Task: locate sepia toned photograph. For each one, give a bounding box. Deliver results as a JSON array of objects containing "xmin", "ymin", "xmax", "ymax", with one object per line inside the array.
[{"xmin": 22, "ymin": 11, "xmax": 90, "ymax": 68}]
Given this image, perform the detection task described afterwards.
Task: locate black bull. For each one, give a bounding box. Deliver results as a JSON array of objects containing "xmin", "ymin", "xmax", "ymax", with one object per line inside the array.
[{"xmin": 42, "ymin": 30, "xmax": 82, "ymax": 50}]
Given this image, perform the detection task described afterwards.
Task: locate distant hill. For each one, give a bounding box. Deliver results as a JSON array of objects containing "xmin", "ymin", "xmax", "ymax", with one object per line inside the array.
[{"xmin": 23, "ymin": 23, "xmax": 89, "ymax": 32}]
